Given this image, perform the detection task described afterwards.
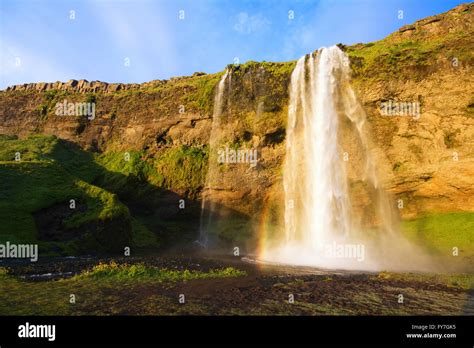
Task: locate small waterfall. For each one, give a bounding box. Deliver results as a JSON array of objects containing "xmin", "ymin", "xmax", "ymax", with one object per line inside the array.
[
  {"xmin": 263, "ymin": 46, "xmax": 432, "ymax": 271},
  {"xmin": 198, "ymin": 70, "xmax": 229, "ymax": 247}
]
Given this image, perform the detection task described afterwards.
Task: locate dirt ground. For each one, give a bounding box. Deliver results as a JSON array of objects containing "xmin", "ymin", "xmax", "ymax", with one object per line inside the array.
[{"xmin": 1, "ymin": 254, "xmax": 473, "ymax": 315}]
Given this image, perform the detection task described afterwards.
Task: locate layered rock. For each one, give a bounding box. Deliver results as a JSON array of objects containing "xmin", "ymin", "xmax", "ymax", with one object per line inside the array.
[
  {"xmin": 0, "ymin": 3, "xmax": 472, "ymax": 229},
  {"xmin": 4, "ymin": 79, "xmax": 167, "ymax": 94}
]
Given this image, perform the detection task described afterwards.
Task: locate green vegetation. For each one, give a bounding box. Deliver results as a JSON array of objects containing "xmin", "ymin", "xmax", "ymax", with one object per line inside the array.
[
  {"xmin": 152, "ymin": 146, "xmax": 208, "ymax": 197},
  {"xmin": 183, "ymin": 73, "xmax": 223, "ymax": 113},
  {"xmin": 229, "ymin": 60, "xmax": 296, "ymax": 98},
  {"xmin": 0, "ymin": 264, "xmax": 246, "ymax": 315},
  {"xmin": 345, "ymin": 40, "xmax": 435, "ymax": 81},
  {"xmin": 85, "ymin": 93, "xmax": 97, "ymax": 104},
  {"xmin": 377, "ymin": 271, "xmax": 474, "ymax": 290},
  {"xmin": 344, "ymin": 26, "xmax": 474, "ymax": 82},
  {"xmin": 228, "ymin": 60, "xmax": 295, "ymax": 77},
  {"xmin": 37, "ymin": 90, "xmax": 70, "ymax": 119},
  {"xmin": 76, "ymin": 261, "xmax": 246, "ymax": 281},
  {"xmin": 113, "ymin": 72, "xmax": 225, "ymax": 115},
  {"xmin": 210, "ymin": 217, "xmax": 253, "ymax": 243},
  {"xmin": 0, "ymin": 135, "xmax": 157, "ymax": 254},
  {"xmin": 3, "ymin": 261, "xmax": 469, "ymax": 316},
  {"xmin": 0, "ymin": 136, "xmax": 132, "ymax": 254},
  {"xmin": 131, "ymin": 218, "xmax": 159, "ymax": 248},
  {"xmin": 95, "ymin": 145, "xmax": 208, "ymax": 198},
  {"xmin": 401, "ymin": 212, "xmax": 474, "ymax": 259},
  {"xmin": 0, "ymin": 134, "xmax": 213, "ymax": 253},
  {"xmin": 0, "ymin": 133, "xmax": 57, "ymax": 162}
]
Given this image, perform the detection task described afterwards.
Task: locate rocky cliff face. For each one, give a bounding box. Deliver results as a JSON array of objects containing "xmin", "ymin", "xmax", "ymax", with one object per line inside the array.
[
  {"xmin": 0, "ymin": 4, "xmax": 472, "ymax": 252},
  {"xmin": 344, "ymin": 3, "xmax": 474, "ymax": 218}
]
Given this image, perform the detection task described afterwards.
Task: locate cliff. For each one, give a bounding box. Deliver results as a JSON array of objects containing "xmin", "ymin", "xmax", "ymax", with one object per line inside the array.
[{"xmin": 0, "ymin": 3, "xmax": 472, "ymax": 258}]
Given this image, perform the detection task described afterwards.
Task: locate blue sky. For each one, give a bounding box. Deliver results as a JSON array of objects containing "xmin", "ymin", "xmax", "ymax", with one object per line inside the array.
[{"xmin": 0, "ymin": 0, "xmax": 467, "ymax": 89}]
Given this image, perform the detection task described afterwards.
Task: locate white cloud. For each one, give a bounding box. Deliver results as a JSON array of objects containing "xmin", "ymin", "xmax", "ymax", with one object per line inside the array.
[{"xmin": 233, "ymin": 12, "xmax": 271, "ymax": 34}]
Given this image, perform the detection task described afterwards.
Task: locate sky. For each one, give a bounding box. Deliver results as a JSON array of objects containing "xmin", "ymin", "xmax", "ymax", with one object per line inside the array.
[{"xmin": 0, "ymin": 0, "xmax": 467, "ymax": 89}]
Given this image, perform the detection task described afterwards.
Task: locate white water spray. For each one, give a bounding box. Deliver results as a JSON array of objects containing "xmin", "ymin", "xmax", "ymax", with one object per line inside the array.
[{"xmin": 263, "ymin": 46, "xmax": 433, "ymax": 271}]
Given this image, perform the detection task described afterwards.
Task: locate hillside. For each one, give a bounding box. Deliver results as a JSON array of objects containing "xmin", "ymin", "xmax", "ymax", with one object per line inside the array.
[{"xmin": 0, "ymin": 3, "xmax": 472, "ymax": 262}]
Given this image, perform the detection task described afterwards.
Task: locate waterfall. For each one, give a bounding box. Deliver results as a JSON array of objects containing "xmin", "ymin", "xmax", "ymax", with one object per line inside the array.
[
  {"xmin": 262, "ymin": 46, "xmax": 433, "ymax": 271},
  {"xmin": 198, "ymin": 70, "xmax": 229, "ymax": 247},
  {"xmin": 284, "ymin": 48, "xmax": 352, "ymax": 250}
]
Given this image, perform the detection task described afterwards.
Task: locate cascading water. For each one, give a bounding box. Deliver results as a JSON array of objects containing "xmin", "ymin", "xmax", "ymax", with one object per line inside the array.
[
  {"xmin": 198, "ymin": 70, "xmax": 229, "ymax": 247},
  {"xmin": 262, "ymin": 46, "xmax": 433, "ymax": 271},
  {"xmin": 285, "ymin": 48, "xmax": 352, "ymax": 250}
]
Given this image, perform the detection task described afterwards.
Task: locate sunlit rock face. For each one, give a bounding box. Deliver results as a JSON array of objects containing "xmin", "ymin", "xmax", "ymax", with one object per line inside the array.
[
  {"xmin": 260, "ymin": 47, "xmax": 434, "ymax": 272},
  {"xmin": 0, "ymin": 4, "xmax": 472, "ymax": 264}
]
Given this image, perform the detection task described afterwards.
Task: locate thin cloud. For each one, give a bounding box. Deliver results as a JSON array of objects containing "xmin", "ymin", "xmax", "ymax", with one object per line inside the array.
[{"xmin": 233, "ymin": 12, "xmax": 271, "ymax": 34}]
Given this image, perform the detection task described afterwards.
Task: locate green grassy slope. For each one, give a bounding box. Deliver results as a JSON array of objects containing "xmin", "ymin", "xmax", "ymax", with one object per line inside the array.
[
  {"xmin": 0, "ymin": 134, "xmax": 213, "ymax": 254},
  {"xmin": 0, "ymin": 135, "xmax": 157, "ymax": 254},
  {"xmin": 401, "ymin": 212, "xmax": 474, "ymax": 263}
]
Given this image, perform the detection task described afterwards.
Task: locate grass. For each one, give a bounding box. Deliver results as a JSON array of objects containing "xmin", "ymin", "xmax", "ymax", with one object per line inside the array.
[
  {"xmin": 131, "ymin": 218, "xmax": 159, "ymax": 248},
  {"xmin": 0, "ymin": 162, "xmax": 114, "ymax": 235},
  {"xmin": 345, "ymin": 39, "xmax": 436, "ymax": 81},
  {"xmin": 0, "ymin": 135, "xmax": 155, "ymax": 254},
  {"xmin": 152, "ymin": 145, "xmax": 208, "ymax": 197},
  {"xmin": 0, "ymin": 134, "xmax": 57, "ymax": 162},
  {"xmin": 0, "ymin": 159, "xmax": 131, "ymax": 253},
  {"xmin": 209, "ymin": 216, "xmax": 254, "ymax": 243},
  {"xmin": 183, "ymin": 73, "xmax": 223, "ymax": 113},
  {"xmin": 228, "ymin": 60, "xmax": 295, "ymax": 112},
  {"xmin": 344, "ymin": 25, "xmax": 473, "ymax": 82},
  {"xmin": 95, "ymin": 145, "xmax": 209, "ymax": 198},
  {"xmin": 377, "ymin": 271, "xmax": 474, "ymax": 290},
  {"xmin": 228, "ymin": 60, "xmax": 296, "ymax": 79},
  {"xmin": 401, "ymin": 212, "xmax": 474, "ymax": 259},
  {"xmin": 113, "ymin": 71, "xmax": 225, "ymax": 115},
  {"xmin": 75, "ymin": 261, "xmax": 246, "ymax": 282},
  {"xmin": 0, "ymin": 134, "xmax": 213, "ymax": 253},
  {"xmin": 56, "ymin": 182, "xmax": 127, "ymax": 229},
  {"xmin": 0, "ymin": 263, "xmax": 470, "ymax": 315},
  {"xmin": 0, "ymin": 264, "xmax": 246, "ymax": 315}
]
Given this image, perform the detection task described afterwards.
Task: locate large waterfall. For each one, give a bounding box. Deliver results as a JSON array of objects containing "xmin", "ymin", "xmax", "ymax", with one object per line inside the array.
[
  {"xmin": 261, "ymin": 46, "xmax": 432, "ymax": 271},
  {"xmin": 284, "ymin": 47, "xmax": 352, "ymax": 251}
]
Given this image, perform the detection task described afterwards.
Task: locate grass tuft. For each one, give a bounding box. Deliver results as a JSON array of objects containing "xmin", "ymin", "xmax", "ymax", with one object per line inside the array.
[{"xmin": 75, "ymin": 261, "xmax": 247, "ymax": 282}]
